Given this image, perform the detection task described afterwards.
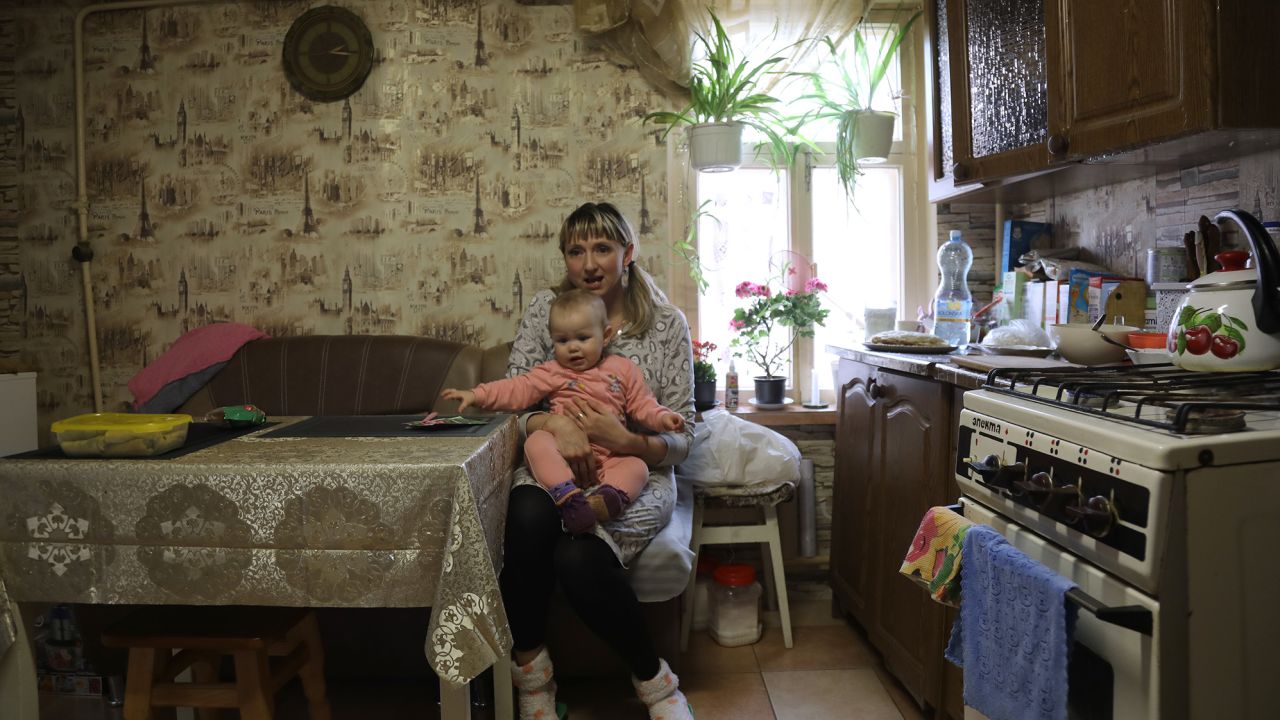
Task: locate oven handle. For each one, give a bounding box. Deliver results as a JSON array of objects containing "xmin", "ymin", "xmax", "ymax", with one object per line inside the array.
[
  {"xmin": 1066, "ymin": 589, "xmax": 1153, "ymax": 636},
  {"xmin": 950, "ymin": 501, "xmax": 1153, "ymax": 637}
]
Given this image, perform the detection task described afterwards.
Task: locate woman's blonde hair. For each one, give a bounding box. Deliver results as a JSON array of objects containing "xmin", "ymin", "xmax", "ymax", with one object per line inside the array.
[{"xmin": 555, "ymin": 202, "xmax": 665, "ymax": 337}]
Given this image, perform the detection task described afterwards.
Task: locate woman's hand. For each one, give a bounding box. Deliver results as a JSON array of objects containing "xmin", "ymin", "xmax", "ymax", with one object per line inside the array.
[
  {"xmin": 569, "ymin": 397, "xmax": 635, "ymax": 452},
  {"xmin": 543, "ymin": 413, "xmax": 598, "ymax": 487}
]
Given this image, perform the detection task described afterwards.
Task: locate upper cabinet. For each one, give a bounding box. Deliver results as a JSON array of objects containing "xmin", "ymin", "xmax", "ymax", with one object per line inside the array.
[{"xmin": 928, "ymin": 0, "xmax": 1280, "ymax": 202}]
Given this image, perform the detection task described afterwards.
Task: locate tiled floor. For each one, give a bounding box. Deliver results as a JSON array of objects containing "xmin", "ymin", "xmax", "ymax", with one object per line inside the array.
[{"xmin": 38, "ymin": 597, "xmax": 928, "ymax": 720}]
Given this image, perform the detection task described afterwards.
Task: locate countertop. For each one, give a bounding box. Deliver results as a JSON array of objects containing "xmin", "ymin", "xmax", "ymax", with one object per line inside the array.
[{"xmin": 826, "ymin": 343, "xmax": 990, "ymax": 390}]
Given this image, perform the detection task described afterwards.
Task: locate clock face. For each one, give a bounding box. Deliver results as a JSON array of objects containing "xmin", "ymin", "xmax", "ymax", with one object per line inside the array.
[{"xmin": 282, "ymin": 6, "xmax": 375, "ymax": 103}]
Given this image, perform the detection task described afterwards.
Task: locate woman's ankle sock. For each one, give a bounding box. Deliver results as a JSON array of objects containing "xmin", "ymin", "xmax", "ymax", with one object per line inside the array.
[
  {"xmin": 588, "ymin": 485, "xmax": 631, "ymax": 522},
  {"xmin": 548, "ymin": 480, "xmax": 596, "ymax": 534},
  {"xmin": 632, "ymin": 658, "xmax": 695, "ymax": 720},
  {"xmin": 512, "ymin": 647, "xmax": 558, "ymax": 720}
]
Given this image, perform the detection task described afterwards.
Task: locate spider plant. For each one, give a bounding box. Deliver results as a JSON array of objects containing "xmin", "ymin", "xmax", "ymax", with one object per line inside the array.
[
  {"xmin": 796, "ymin": 9, "xmax": 921, "ymax": 199},
  {"xmin": 643, "ymin": 10, "xmax": 805, "ymax": 170}
]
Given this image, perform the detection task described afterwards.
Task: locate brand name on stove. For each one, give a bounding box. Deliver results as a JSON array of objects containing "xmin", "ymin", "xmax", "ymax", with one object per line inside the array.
[{"xmin": 971, "ymin": 417, "xmax": 1002, "ymax": 433}]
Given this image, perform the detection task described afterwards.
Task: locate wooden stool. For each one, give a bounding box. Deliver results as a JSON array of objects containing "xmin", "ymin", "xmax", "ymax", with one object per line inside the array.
[
  {"xmin": 102, "ymin": 606, "xmax": 330, "ymax": 720},
  {"xmin": 680, "ymin": 480, "xmax": 796, "ymax": 650}
]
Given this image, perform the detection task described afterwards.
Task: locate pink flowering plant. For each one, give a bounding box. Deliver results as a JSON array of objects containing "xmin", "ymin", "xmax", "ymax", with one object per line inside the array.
[{"xmin": 729, "ymin": 272, "xmax": 830, "ymax": 378}]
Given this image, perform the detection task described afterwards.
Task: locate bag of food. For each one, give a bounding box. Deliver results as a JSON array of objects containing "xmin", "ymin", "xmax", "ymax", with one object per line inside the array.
[{"xmin": 676, "ymin": 408, "xmax": 800, "ymax": 488}]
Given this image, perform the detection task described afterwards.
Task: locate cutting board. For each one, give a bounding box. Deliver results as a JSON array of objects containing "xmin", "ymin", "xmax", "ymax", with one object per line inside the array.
[{"xmin": 948, "ymin": 355, "xmax": 1078, "ymax": 372}]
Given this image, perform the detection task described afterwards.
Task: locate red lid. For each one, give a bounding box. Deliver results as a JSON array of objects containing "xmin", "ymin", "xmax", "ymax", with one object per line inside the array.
[
  {"xmin": 1215, "ymin": 250, "xmax": 1250, "ymax": 272},
  {"xmin": 696, "ymin": 556, "xmax": 719, "ymax": 576},
  {"xmin": 713, "ymin": 564, "xmax": 756, "ymax": 587}
]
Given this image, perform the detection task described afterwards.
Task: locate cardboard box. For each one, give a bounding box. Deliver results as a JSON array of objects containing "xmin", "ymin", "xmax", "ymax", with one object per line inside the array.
[
  {"xmin": 37, "ymin": 673, "xmax": 103, "ymax": 697},
  {"xmin": 1042, "ymin": 280, "xmax": 1064, "ymax": 326},
  {"xmin": 1024, "ymin": 281, "xmax": 1046, "ymax": 326},
  {"xmin": 1001, "ymin": 271, "xmax": 1030, "ymax": 321},
  {"xmin": 1002, "ymin": 220, "xmax": 1053, "ymax": 273},
  {"xmin": 1066, "ymin": 269, "xmax": 1105, "ymax": 323},
  {"xmin": 1087, "ymin": 276, "xmax": 1147, "ymax": 326}
]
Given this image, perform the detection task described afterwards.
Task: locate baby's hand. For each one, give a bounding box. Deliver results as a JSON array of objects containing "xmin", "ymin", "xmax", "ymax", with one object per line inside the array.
[
  {"xmin": 440, "ymin": 388, "xmax": 476, "ymax": 413},
  {"xmin": 660, "ymin": 413, "xmax": 685, "ymax": 432}
]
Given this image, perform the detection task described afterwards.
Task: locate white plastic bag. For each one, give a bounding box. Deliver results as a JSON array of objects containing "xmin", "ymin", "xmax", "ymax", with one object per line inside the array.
[{"xmin": 677, "ymin": 408, "xmax": 801, "ymax": 488}]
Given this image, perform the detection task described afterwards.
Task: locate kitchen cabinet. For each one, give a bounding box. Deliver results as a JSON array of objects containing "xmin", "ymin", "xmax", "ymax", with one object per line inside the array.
[
  {"xmin": 831, "ymin": 359, "xmax": 961, "ymax": 713},
  {"xmin": 930, "ymin": 0, "xmax": 1280, "ymax": 201}
]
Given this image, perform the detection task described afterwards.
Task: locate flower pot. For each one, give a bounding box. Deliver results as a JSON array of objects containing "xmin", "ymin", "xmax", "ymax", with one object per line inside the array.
[
  {"xmin": 689, "ymin": 122, "xmax": 744, "ymax": 172},
  {"xmin": 694, "ymin": 380, "xmax": 718, "ymax": 411},
  {"xmin": 850, "ymin": 110, "xmax": 896, "ymax": 163},
  {"xmin": 753, "ymin": 376, "xmax": 786, "ymax": 406}
]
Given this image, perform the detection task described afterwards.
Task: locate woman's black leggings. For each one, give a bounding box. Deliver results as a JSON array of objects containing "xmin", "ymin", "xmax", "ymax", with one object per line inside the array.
[{"xmin": 500, "ymin": 484, "xmax": 660, "ymax": 680}]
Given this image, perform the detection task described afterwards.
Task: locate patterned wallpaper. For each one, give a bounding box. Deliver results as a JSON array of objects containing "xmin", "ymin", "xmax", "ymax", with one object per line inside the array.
[{"xmin": 10, "ymin": 0, "xmax": 673, "ymax": 426}]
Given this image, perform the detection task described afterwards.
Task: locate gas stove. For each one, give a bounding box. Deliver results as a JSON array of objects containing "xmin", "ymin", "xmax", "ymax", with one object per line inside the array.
[{"xmin": 954, "ymin": 364, "xmax": 1280, "ymax": 720}]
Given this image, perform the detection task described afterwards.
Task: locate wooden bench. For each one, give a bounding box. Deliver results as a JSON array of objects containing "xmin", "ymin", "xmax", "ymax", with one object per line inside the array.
[{"xmin": 101, "ymin": 607, "xmax": 330, "ymax": 720}]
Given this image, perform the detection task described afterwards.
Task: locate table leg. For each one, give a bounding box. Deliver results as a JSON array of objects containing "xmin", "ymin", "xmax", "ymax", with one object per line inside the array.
[
  {"xmin": 439, "ymin": 678, "xmax": 472, "ymax": 720},
  {"xmin": 0, "ymin": 601, "xmax": 38, "ymax": 720},
  {"xmin": 493, "ymin": 657, "xmax": 513, "ymax": 720}
]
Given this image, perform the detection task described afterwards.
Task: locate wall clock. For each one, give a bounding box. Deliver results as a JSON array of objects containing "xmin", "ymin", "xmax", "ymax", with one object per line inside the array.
[{"xmin": 282, "ymin": 6, "xmax": 375, "ymax": 103}]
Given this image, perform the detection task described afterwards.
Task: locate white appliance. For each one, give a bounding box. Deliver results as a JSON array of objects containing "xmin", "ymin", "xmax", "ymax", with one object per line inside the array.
[{"xmin": 954, "ymin": 364, "xmax": 1280, "ymax": 720}]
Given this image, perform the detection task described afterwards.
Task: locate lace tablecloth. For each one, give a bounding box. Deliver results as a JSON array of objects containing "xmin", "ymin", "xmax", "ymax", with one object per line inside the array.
[{"xmin": 0, "ymin": 415, "xmax": 518, "ymax": 687}]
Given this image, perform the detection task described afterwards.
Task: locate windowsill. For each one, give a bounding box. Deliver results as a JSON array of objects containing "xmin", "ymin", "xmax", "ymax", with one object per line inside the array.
[{"xmin": 699, "ymin": 394, "xmax": 836, "ymax": 426}]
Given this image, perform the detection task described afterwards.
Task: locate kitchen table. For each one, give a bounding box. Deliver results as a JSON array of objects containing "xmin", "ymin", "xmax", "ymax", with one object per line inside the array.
[{"xmin": 0, "ymin": 415, "xmax": 520, "ymax": 720}]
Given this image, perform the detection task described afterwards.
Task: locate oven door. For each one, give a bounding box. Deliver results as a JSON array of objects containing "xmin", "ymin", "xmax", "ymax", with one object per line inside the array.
[{"xmin": 960, "ymin": 498, "xmax": 1161, "ymax": 720}]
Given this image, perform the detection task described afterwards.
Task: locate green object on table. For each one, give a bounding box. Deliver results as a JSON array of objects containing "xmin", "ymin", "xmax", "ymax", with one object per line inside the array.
[
  {"xmin": 206, "ymin": 404, "xmax": 268, "ymax": 428},
  {"xmin": 557, "ymin": 701, "xmax": 568, "ymax": 720}
]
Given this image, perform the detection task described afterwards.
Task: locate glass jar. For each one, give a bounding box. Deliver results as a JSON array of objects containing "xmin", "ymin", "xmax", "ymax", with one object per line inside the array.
[
  {"xmin": 709, "ymin": 564, "xmax": 762, "ymax": 647},
  {"xmin": 692, "ymin": 556, "xmax": 719, "ymax": 631}
]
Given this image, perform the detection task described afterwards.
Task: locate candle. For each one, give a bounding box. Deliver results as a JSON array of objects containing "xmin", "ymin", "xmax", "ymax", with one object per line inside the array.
[{"xmin": 809, "ymin": 366, "xmax": 821, "ymax": 406}]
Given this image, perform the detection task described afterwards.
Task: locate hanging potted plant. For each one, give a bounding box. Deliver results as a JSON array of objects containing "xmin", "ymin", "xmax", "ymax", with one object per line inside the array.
[
  {"xmin": 644, "ymin": 10, "xmax": 802, "ymax": 172},
  {"xmin": 692, "ymin": 340, "xmax": 718, "ymax": 410},
  {"xmin": 796, "ymin": 9, "xmax": 920, "ymax": 199},
  {"xmin": 729, "ymin": 272, "xmax": 829, "ymax": 407}
]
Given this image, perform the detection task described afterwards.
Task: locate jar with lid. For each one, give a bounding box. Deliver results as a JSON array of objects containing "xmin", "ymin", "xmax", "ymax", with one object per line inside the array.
[
  {"xmin": 692, "ymin": 556, "xmax": 719, "ymax": 631},
  {"xmin": 708, "ymin": 564, "xmax": 763, "ymax": 647}
]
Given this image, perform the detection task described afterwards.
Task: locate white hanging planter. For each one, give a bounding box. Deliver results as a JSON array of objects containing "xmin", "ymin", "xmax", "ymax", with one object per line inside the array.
[
  {"xmin": 850, "ymin": 110, "xmax": 896, "ymax": 163},
  {"xmin": 688, "ymin": 122, "xmax": 744, "ymax": 172}
]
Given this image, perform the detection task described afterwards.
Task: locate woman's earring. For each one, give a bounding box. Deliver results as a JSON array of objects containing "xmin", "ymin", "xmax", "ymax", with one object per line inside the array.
[{"xmin": 621, "ymin": 262, "xmax": 631, "ymax": 289}]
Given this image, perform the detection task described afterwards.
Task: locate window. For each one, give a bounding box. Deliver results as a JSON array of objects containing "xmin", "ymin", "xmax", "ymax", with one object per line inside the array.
[{"xmin": 684, "ymin": 21, "xmax": 925, "ymax": 401}]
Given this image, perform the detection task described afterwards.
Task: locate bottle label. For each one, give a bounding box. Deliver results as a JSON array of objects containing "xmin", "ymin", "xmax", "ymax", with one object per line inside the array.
[{"xmin": 935, "ymin": 299, "xmax": 971, "ymax": 322}]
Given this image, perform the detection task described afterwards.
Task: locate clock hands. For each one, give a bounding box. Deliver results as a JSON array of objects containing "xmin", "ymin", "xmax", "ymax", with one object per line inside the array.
[{"xmin": 306, "ymin": 45, "xmax": 355, "ymax": 57}]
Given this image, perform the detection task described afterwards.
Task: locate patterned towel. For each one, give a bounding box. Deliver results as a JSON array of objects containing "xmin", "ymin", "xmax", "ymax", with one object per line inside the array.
[
  {"xmin": 899, "ymin": 506, "xmax": 971, "ymax": 605},
  {"xmin": 945, "ymin": 525, "xmax": 1078, "ymax": 720}
]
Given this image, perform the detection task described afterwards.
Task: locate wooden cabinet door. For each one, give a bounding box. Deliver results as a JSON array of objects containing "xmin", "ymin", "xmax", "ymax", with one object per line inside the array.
[
  {"xmin": 1046, "ymin": 0, "xmax": 1211, "ymax": 160},
  {"xmin": 831, "ymin": 360, "xmax": 879, "ymax": 626},
  {"xmin": 946, "ymin": 0, "xmax": 1053, "ymax": 183},
  {"xmin": 868, "ymin": 371, "xmax": 951, "ymax": 706}
]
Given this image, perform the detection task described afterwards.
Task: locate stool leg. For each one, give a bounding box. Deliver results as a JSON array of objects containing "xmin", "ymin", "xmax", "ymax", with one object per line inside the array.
[
  {"xmin": 679, "ymin": 498, "xmax": 705, "ymax": 652},
  {"xmin": 296, "ymin": 613, "xmax": 331, "ymax": 720},
  {"xmin": 760, "ymin": 534, "xmax": 778, "ymax": 612},
  {"xmin": 191, "ymin": 658, "xmax": 223, "ymax": 720},
  {"xmin": 123, "ymin": 647, "xmax": 163, "ymax": 720},
  {"xmin": 233, "ymin": 650, "xmax": 274, "ymax": 720},
  {"xmin": 764, "ymin": 505, "xmax": 793, "ymax": 648}
]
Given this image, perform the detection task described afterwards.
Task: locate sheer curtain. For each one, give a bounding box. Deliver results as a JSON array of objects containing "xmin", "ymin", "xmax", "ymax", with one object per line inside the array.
[{"xmin": 573, "ymin": 0, "xmax": 869, "ymax": 98}]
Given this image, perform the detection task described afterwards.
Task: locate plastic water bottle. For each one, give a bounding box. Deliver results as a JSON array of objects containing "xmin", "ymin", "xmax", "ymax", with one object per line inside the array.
[{"xmin": 931, "ymin": 230, "xmax": 973, "ymax": 348}]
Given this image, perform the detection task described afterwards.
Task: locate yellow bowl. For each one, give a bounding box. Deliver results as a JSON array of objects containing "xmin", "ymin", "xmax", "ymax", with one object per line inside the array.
[{"xmin": 1048, "ymin": 323, "xmax": 1139, "ymax": 365}]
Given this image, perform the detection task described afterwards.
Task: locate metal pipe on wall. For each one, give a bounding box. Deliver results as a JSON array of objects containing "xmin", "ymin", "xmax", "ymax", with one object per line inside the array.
[
  {"xmin": 797, "ymin": 458, "xmax": 816, "ymax": 557},
  {"xmin": 73, "ymin": 0, "xmax": 214, "ymax": 412}
]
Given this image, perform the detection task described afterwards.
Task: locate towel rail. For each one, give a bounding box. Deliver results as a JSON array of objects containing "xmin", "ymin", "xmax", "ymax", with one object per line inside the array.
[{"xmin": 919, "ymin": 502, "xmax": 1153, "ymax": 636}]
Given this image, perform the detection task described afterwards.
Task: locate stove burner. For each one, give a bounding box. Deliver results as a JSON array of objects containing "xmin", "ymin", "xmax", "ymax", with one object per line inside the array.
[{"xmin": 1164, "ymin": 406, "xmax": 1248, "ymax": 434}]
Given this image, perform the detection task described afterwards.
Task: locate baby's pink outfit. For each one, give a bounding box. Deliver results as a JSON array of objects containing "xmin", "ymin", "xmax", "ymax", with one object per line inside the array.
[{"xmin": 471, "ymin": 355, "xmax": 676, "ymax": 498}]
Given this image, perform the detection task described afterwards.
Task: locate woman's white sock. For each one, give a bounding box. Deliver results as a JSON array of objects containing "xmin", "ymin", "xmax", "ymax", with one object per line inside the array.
[
  {"xmin": 512, "ymin": 647, "xmax": 558, "ymax": 720},
  {"xmin": 632, "ymin": 657, "xmax": 695, "ymax": 720}
]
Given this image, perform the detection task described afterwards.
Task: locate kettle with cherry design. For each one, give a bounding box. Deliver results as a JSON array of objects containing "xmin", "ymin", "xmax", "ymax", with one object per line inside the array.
[{"xmin": 1168, "ymin": 209, "xmax": 1280, "ymax": 371}]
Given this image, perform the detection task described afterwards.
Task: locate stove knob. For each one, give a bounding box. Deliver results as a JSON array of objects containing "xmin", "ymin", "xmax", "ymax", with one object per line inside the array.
[
  {"xmin": 1064, "ymin": 495, "xmax": 1115, "ymax": 538},
  {"xmin": 1013, "ymin": 471, "xmax": 1053, "ymax": 498}
]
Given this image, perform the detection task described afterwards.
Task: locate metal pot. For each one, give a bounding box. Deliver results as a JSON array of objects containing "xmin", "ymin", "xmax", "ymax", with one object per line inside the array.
[{"xmin": 1167, "ymin": 209, "xmax": 1280, "ymax": 371}]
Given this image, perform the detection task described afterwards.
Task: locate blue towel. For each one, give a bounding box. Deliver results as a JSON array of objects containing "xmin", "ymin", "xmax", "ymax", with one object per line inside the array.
[{"xmin": 945, "ymin": 524, "xmax": 1078, "ymax": 720}]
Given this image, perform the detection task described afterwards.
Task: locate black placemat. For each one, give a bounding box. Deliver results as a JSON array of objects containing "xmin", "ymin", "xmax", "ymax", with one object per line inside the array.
[
  {"xmin": 260, "ymin": 414, "xmax": 508, "ymax": 439},
  {"xmin": 3, "ymin": 422, "xmax": 277, "ymax": 461}
]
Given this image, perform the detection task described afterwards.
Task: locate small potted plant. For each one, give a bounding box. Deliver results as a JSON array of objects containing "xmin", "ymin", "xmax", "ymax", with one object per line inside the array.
[
  {"xmin": 729, "ymin": 272, "xmax": 829, "ymax": 406},
  {"xmin": 796, "ymin": 9, "xmax": 920, "ymax": 200},
  {"xmin": 644, "ymin": 10, "xmax": 803, "ymax": 172},
  {"xmin": 692, "ymin": 340, "xmax": 719, "ymax": 410}
]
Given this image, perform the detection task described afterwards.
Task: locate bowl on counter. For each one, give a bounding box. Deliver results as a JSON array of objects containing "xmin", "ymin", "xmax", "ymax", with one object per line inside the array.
[
  {"xmin": 1048, "ymin": 323, "xmax": 1140, "ymax": 365},
  {"xmin": 1127, "ymin": 331, "xmax": 1168, "ymax": 349}
]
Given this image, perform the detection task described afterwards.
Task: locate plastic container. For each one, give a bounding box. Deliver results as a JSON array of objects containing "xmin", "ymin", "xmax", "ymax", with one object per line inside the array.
[
  {"xmin": 51, "ymin": 413, "xmax": 192, "ymax": 458},
  {"xmin": 931, "ymin": 230, "xmax": 973, "ymax": 349},
  {"xmin": 709, "ymin": 564, "xmax": 762, "ymax": 647},
  {"xmin": 724, "ymin": 360, "xmax": 739, "ymax": 411},
  {"xmin": 692, "ymin": 556, "xmax": 719, "ymax": 631}
]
